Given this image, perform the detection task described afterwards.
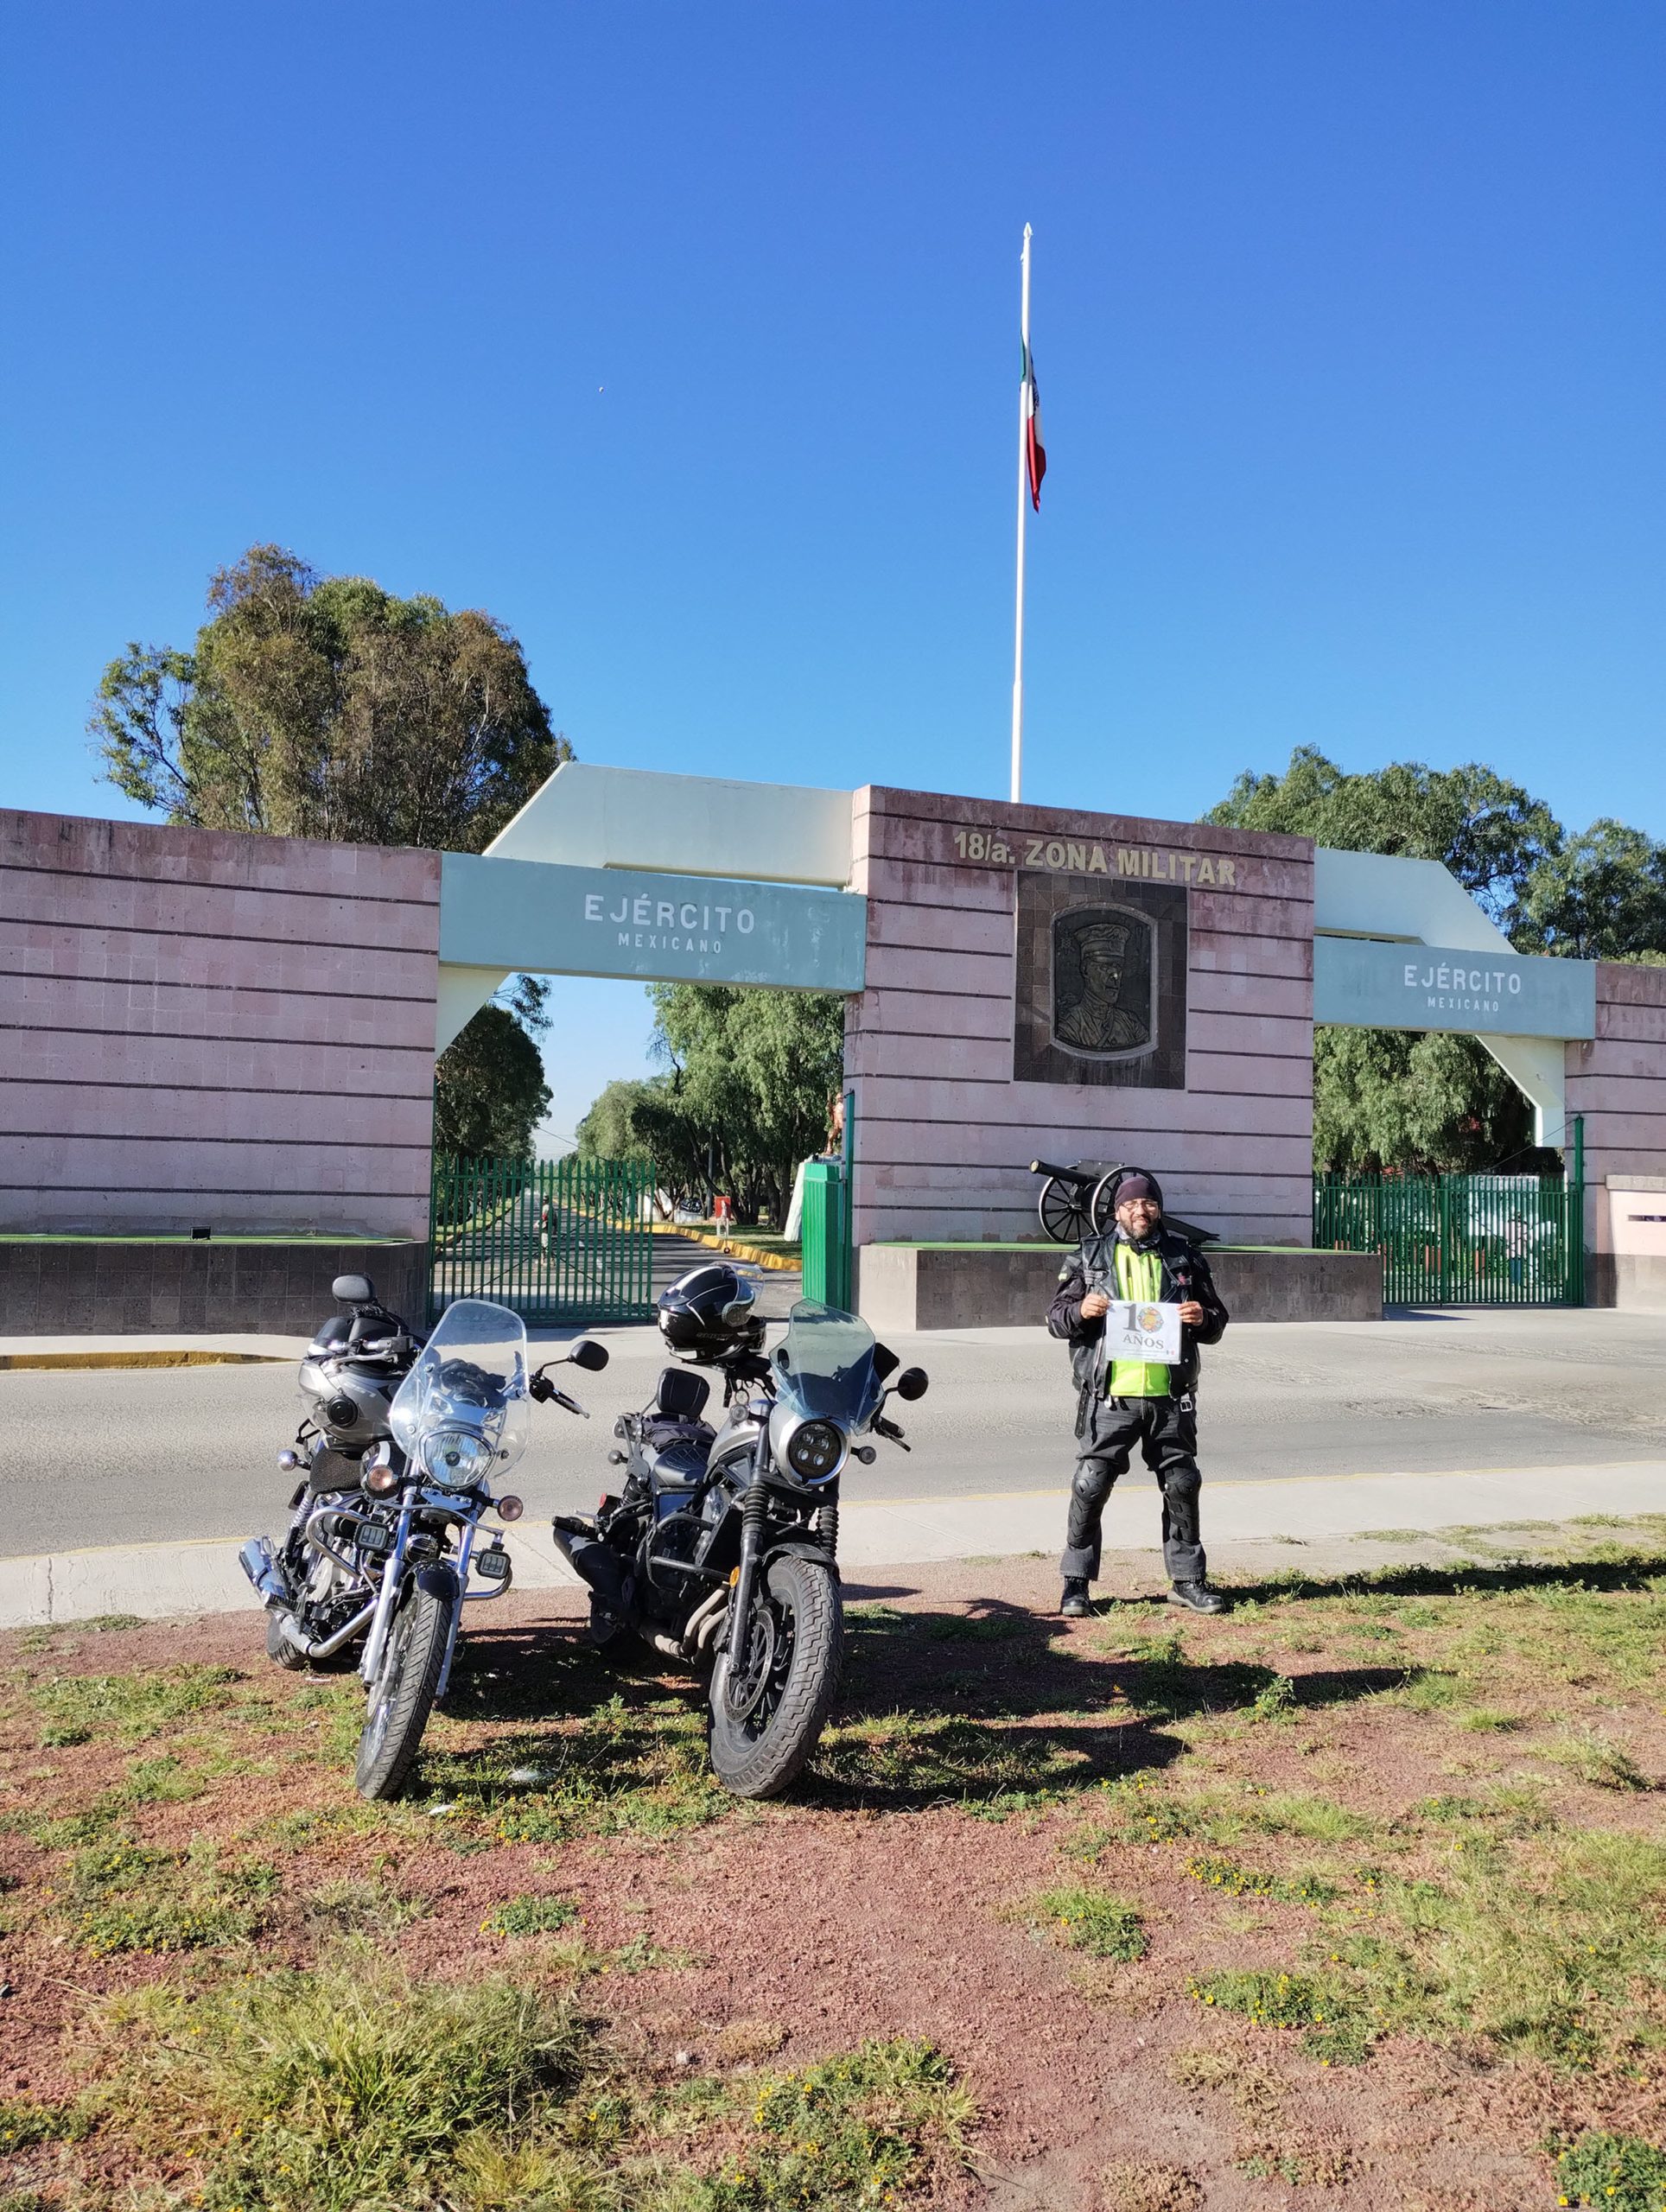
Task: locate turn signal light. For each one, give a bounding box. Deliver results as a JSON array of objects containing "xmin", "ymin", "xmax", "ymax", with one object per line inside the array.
[
  {"xmin": 496, "ymin": 1494, "xmax": 525, "ymax": 1522},
  {"xmin": 365, "ymin": 1463, "xmax": 398, "ymax": 1496}
]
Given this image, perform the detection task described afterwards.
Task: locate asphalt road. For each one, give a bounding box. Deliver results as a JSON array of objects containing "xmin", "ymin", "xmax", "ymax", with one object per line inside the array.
[{"xmin": 4, "ymin": 1307, "xmax": 1665, "ymax": 1560}]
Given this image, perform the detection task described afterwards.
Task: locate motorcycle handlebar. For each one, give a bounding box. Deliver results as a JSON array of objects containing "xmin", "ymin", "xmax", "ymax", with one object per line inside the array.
[{"xmin": 530, "ymin": 1373, "xmax": 588, "ymax": 1417}]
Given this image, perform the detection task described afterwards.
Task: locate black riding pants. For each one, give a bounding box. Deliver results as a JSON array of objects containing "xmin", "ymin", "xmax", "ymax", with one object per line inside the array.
[{"xmin": 1061, "ymin": 1393, "xmax": 1205, "ymax": 1587}]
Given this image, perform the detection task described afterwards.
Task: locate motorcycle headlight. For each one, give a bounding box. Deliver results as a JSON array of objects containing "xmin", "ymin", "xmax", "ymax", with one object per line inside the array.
[
  {"xmin": 785, "ymin": 1418, "xmax": 845, "ymax": 1484},
  {"xmin": 424, "ymin": 1428, "xmax": 495, "ymax": 1490}
]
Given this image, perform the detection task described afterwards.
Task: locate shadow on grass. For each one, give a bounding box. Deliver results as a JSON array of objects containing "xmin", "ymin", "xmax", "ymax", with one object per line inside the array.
[
  {"xmin": 1220, "ymin": 1548, "xmax": 1666, "ymax": 1609},
  {"xmin": 413, "ymin": 1594, "xmax": 1462, "ymax": 1823}
]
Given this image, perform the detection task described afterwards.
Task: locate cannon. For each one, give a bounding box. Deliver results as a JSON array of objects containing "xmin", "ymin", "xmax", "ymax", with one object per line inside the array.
[{"xmin": 1029, "ymin": 1160, "xmax": 1218, "ymax": 1249}]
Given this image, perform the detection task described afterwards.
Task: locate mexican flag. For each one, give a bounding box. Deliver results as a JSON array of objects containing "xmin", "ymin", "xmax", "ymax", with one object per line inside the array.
[{"xmin": 1022, "ymin": 339, "xmax": 1046, "ymax": 510}]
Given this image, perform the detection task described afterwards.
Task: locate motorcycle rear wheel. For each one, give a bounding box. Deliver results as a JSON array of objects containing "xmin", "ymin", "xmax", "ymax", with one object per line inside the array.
[
  {"xmin": 708, "ymin": 1554, "xmax": 842, "ymax": 1799},
  {"xmin": 354, "ymin": 1571, "xmax": 457, "ymax": 1801}
]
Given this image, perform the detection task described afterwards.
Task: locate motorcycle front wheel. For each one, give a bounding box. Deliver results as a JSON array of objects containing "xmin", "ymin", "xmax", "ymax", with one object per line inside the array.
[
  {"xmin": 354, "ymin": 1569, "xmax": 457, "ymax": 1801},
  {"xmin": 708, "ymin": 1554, "xmax": 842, "ymax": 1800}
]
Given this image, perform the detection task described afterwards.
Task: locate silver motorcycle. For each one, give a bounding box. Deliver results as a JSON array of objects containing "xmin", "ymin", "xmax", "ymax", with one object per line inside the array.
[{"xmin": 243, "ymin": 1293, "xmax": 606, "ymax": 1799}]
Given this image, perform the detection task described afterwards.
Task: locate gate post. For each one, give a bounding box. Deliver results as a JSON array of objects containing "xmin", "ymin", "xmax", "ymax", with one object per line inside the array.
[
  {"xmin": 1569, "ymin": 1112, "xmax": 1586, "ymax": 1306},
  {"xmin": 802, "ymin": 1160, "xmax": 853, "ymax": 1308}
]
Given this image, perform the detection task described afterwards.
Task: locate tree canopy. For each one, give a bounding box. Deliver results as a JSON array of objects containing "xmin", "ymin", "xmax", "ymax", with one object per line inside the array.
[
  {"xmin": 92, "ymin": 544, "xmax": 569, "ymax": 852},
  {"xmin": 94, "ymin": 546, "xmax": 568, "ymax": 1161},
  {"xmin": 576, "ymin": 986, "xmax": 845, "ymax": 1224},
  {"xmin": 434, "ymin": 980, "xmax": 553, "ymax": 1160},
  {"xmin": 1206, "ymin": 747, "xmax": 1666, "ymax": 1170},
  {"xmin": 1205, "ymin": 745, "xmax": 1561, "ymax": 931}
]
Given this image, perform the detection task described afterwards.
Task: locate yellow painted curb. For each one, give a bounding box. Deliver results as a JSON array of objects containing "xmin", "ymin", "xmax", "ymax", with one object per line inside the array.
[
  {"xmin": 0, "ymin": 1350, "xmax": 288, "ymax": 1372},
  {"xmin": 655, "ymin": 1227, "xmax": 800, "ymax": 1274}
]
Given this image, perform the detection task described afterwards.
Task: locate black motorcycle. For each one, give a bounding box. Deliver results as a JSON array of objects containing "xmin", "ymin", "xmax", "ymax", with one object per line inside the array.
[{"xmin": 550, "ymin": 1265, "xmax": 927, "ymax": 1799}]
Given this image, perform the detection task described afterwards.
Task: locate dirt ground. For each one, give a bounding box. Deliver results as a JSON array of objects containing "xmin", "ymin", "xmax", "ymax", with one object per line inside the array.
[{"xmin": 1, "ymin": 1527, "xmax": 1663, "ymax": 2209}]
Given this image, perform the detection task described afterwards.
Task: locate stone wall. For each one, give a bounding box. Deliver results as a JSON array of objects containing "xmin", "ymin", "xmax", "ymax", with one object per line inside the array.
[
  {"xmin": 844, "ymin": 788, "xmax": 1316, "ymax": 1248},
  {"xmin": 1, "ymin": 809, "xmax": 441, "ymax": 1239},
  {"xmin": 1566, "ymin": 963, "xmax": 1666, "ymax": 1306},
  {"xmin": 0, "ymin": 1238, "xmax": 428, "ymax": 1337},
  {"xmin": 856, "ymin": 1243, "xmax": 1381, "ymax": 1334}
]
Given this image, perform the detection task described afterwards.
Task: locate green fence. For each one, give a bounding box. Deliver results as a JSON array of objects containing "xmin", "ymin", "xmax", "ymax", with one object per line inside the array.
[
  {"xmin": 1313, "ymin": 1172, "xmax": 1584, "ymax": 1307},
  {"xmin": 429, "ymin": 1154, "xmax": 655, "ymax": 1325}
]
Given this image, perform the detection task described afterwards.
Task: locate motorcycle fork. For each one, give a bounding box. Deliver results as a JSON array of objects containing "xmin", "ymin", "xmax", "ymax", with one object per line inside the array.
[
  {"xmin": 722, "ymin": 1436, "xmax": 773, "ymax": 1675},
  {"xmin": 358, "ymin": 1507, "xmax": 414, "ymax": 1687},
  {"xmin": 432, "ymin": 1516, "xmax": 478, "ymax": 1701}
]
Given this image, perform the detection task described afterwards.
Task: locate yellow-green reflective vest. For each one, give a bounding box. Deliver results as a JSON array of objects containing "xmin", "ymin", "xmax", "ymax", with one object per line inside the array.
[{"xmin": 1107, "ymin": 1242, "xmax": 1169, "ymax": 1399}]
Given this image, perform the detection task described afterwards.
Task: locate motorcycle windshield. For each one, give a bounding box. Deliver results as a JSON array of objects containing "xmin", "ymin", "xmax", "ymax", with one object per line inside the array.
[
  {"xmin": 388, "ymin": 1298, "xmax": 531, "ymax": 1488},
  {"xmin": 774, "ymin": 1299, "xmax": 884, "ymax": 1432}
]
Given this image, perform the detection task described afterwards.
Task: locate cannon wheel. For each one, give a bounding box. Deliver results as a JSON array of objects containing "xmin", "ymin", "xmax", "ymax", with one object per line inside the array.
[
  {"xmin": 1088, "ymin": 1173, "xmax": 1125, "ymax": 1235},
  {"xmin": 1038, "ymin": 1175, "xmax": 1093, "ymax": 1245}
]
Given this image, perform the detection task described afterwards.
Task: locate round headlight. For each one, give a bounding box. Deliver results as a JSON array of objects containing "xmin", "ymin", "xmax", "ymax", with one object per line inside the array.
[
  {"xmin": 785, "ymin": 1419, "xmax": 844, "ymax": 1484},
  {"xmin": 425, "ymin": 1428, "xmax": 494, "ymax": 1489}
]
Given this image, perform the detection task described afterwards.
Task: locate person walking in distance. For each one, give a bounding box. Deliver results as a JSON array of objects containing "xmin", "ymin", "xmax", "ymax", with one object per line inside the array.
[{"xmin": 1048, "ymin": 1169, "xmax": 1230, "ymax": 1618}]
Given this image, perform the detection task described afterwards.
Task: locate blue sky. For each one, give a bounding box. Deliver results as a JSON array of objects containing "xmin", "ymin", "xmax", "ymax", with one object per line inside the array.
[{"xmin": 3, "ymin": 3, "xmax": 1663, "ymax": 1142}]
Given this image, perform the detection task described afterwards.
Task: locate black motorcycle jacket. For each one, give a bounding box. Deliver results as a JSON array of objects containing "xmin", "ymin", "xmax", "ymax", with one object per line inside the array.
[{"xmin": 1047, "ymin": 1224, "xmax": 1229, "ymax": 1433}]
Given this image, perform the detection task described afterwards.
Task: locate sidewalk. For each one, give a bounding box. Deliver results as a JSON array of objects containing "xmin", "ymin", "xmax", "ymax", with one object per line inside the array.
[{"xmin": 3, "ymin": 1458, "xmax": 1660, "ymax": 1630}]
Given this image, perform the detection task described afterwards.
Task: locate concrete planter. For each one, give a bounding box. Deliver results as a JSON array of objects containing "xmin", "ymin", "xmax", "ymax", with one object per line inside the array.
[{"xmin": 855, "ymin": 1240, "xmax": 1382, "ymax": 1335}]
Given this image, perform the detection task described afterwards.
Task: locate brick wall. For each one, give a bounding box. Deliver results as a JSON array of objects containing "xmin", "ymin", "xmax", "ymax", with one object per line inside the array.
[
  {"xmin": 845, "ymin": 788, "xmax": 1316, "ymax": 1248},
  {"xmin": 1, "ymin": 809, "xmax": 441, "ymax": 1237}
]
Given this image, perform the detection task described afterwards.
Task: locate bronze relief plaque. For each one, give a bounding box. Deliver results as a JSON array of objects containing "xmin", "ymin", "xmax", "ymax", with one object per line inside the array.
[{"xmin": 1013, "ymin": 872, "xmax": 1188, "ymax": 1089}]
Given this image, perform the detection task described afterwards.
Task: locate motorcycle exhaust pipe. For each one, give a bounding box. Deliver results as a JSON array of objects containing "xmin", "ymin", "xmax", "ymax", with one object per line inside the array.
[
  {"xmin": 276, "ymin": 1599, "xmax": 377, "ymax": 1662},
  {"xmin": 683, "ymin": 1585, "xmax": 729, "ymax": 1658},
  {"xmin": 238, "ymin": 1537, "xmax": 292, "ymax": 1612}
]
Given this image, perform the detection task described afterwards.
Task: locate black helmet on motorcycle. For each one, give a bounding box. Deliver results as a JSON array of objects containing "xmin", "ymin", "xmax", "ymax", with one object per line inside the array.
[{"xmin": 657, "ymin": 1263, "xmax": 762, "ymax": 1360}]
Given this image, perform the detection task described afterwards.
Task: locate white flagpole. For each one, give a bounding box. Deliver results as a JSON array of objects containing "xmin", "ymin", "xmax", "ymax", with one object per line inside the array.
[{"xmin": 1010, "ymin": 223, "xmax": 1033, "ymax": 806}]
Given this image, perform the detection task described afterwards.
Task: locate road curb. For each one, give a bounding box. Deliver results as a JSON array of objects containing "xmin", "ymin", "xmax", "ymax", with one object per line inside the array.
[
  {"xmin": 5, "ymin": 1461, "xmax": 1662, "ymax": 1630},
  {"xmin": 0, "ymin": 1349, "xmax": 289, "ymax": 1372},
  {"xmin": 658, "ymin": 1228, "xmax": 800, "ymax": 1273}
]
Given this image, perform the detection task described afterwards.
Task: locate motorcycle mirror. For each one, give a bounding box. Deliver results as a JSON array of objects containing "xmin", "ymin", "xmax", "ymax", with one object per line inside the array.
[
  {"xmin": 332, "ymin": 1274, "xmax": 373, "ymax": 1305},
  {"xmin": 893, "ymin": 1367, "xmax": 929, "ymax": 1402},
  {"xmin": 567, "ymin": 1339, "xmax": 609, "ymax": 1373}
]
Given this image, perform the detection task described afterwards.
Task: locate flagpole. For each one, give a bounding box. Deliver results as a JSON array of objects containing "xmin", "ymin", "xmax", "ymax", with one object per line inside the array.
[{"xmin": 1010, "ymin": 223, "xmax": 1033, "ymax": 806}]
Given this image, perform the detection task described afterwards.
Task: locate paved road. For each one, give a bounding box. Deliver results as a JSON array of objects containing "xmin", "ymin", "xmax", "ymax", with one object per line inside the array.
[{"xmin": 4, "ymin": 1307, "xmax": 1665, "ymax": 1560}]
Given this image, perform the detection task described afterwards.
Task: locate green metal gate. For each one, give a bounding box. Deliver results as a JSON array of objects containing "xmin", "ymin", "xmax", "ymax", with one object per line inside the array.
[
  {"xmin": 1313, "ymin": 1171, "xmax": 1585, "ymax": 1307},
  {"xmin": 428, "ymin": 1154, "xmax": 655, "ymax": 1325}
]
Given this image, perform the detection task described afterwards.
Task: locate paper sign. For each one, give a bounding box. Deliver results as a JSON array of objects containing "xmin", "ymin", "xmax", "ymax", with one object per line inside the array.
[{"xmin": 1102, "ymin": 1300, "xmax": 1181, "ymax": 1362}]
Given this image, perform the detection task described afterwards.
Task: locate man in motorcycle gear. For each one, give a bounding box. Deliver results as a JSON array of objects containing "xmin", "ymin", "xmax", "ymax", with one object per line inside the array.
[{"xmin": 1047, "ymin": 1170, "xmax": 1230, "ymax": 1618}]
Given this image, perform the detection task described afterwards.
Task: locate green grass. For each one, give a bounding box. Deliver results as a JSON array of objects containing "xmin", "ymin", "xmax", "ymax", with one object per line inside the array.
[
  {"xmin": 1188, "ymin": 1969, "xmax": 1370, "ymax": 2063},
  {"xmin": 1554, "ymin": 2131, "xmax": 1666, "ymax": 2210},
  {"xmin": 416, "ymin": 1688, "xmax": 730, "ymax": 1845},
  {"xmin": 29, "ymin": 1662, "xmax": 247, "ymax": 1746},
  {"xmin": 86, "ymin": 1953, "xmax": 973, "ymax": 2212},
  {"xmin": 1185, "ymin": 1853, "xmax": 1335, "ymax": 1904},
  {"xmin": 65, "ymin": 1836, "xmax": 276, "ymax": 1958},
  {"xmin": 703, "ymin": 2039, "xmax": 975, "ymax": 2210},
  {"xmin": 0, "ymin": 2097, "xmax": 92, "ymax": 2151},
  {"xmin": 813, "ymin": 1709, "xmax": 1097, "ymax": 1810},
  {"xmin": 1024, "ymin": 1887, "xmax": 1147, "ymax": 1961},
  {"xmin": 481, "ymin": 1893, "xmax": 580, "ymax": 1937}
]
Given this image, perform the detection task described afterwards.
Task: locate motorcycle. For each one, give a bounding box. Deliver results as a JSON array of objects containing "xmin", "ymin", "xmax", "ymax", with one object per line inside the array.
[
  {"xmin": 242, "ymin": 1286, "xmax": 607, "ymax": 1799},
  {"xmin": 550, "ymin": 1268, "xmax": 927, "ymax": 1800},
  {"xmin": 240, "ymin": 1274, "xmax": 421, "ymax": 1676}
]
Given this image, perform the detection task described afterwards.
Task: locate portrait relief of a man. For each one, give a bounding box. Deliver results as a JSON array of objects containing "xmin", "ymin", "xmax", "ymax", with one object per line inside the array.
[{"xmin": 1052, "ymin": 910, "xmax": 1154, "ymax": 1058}]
